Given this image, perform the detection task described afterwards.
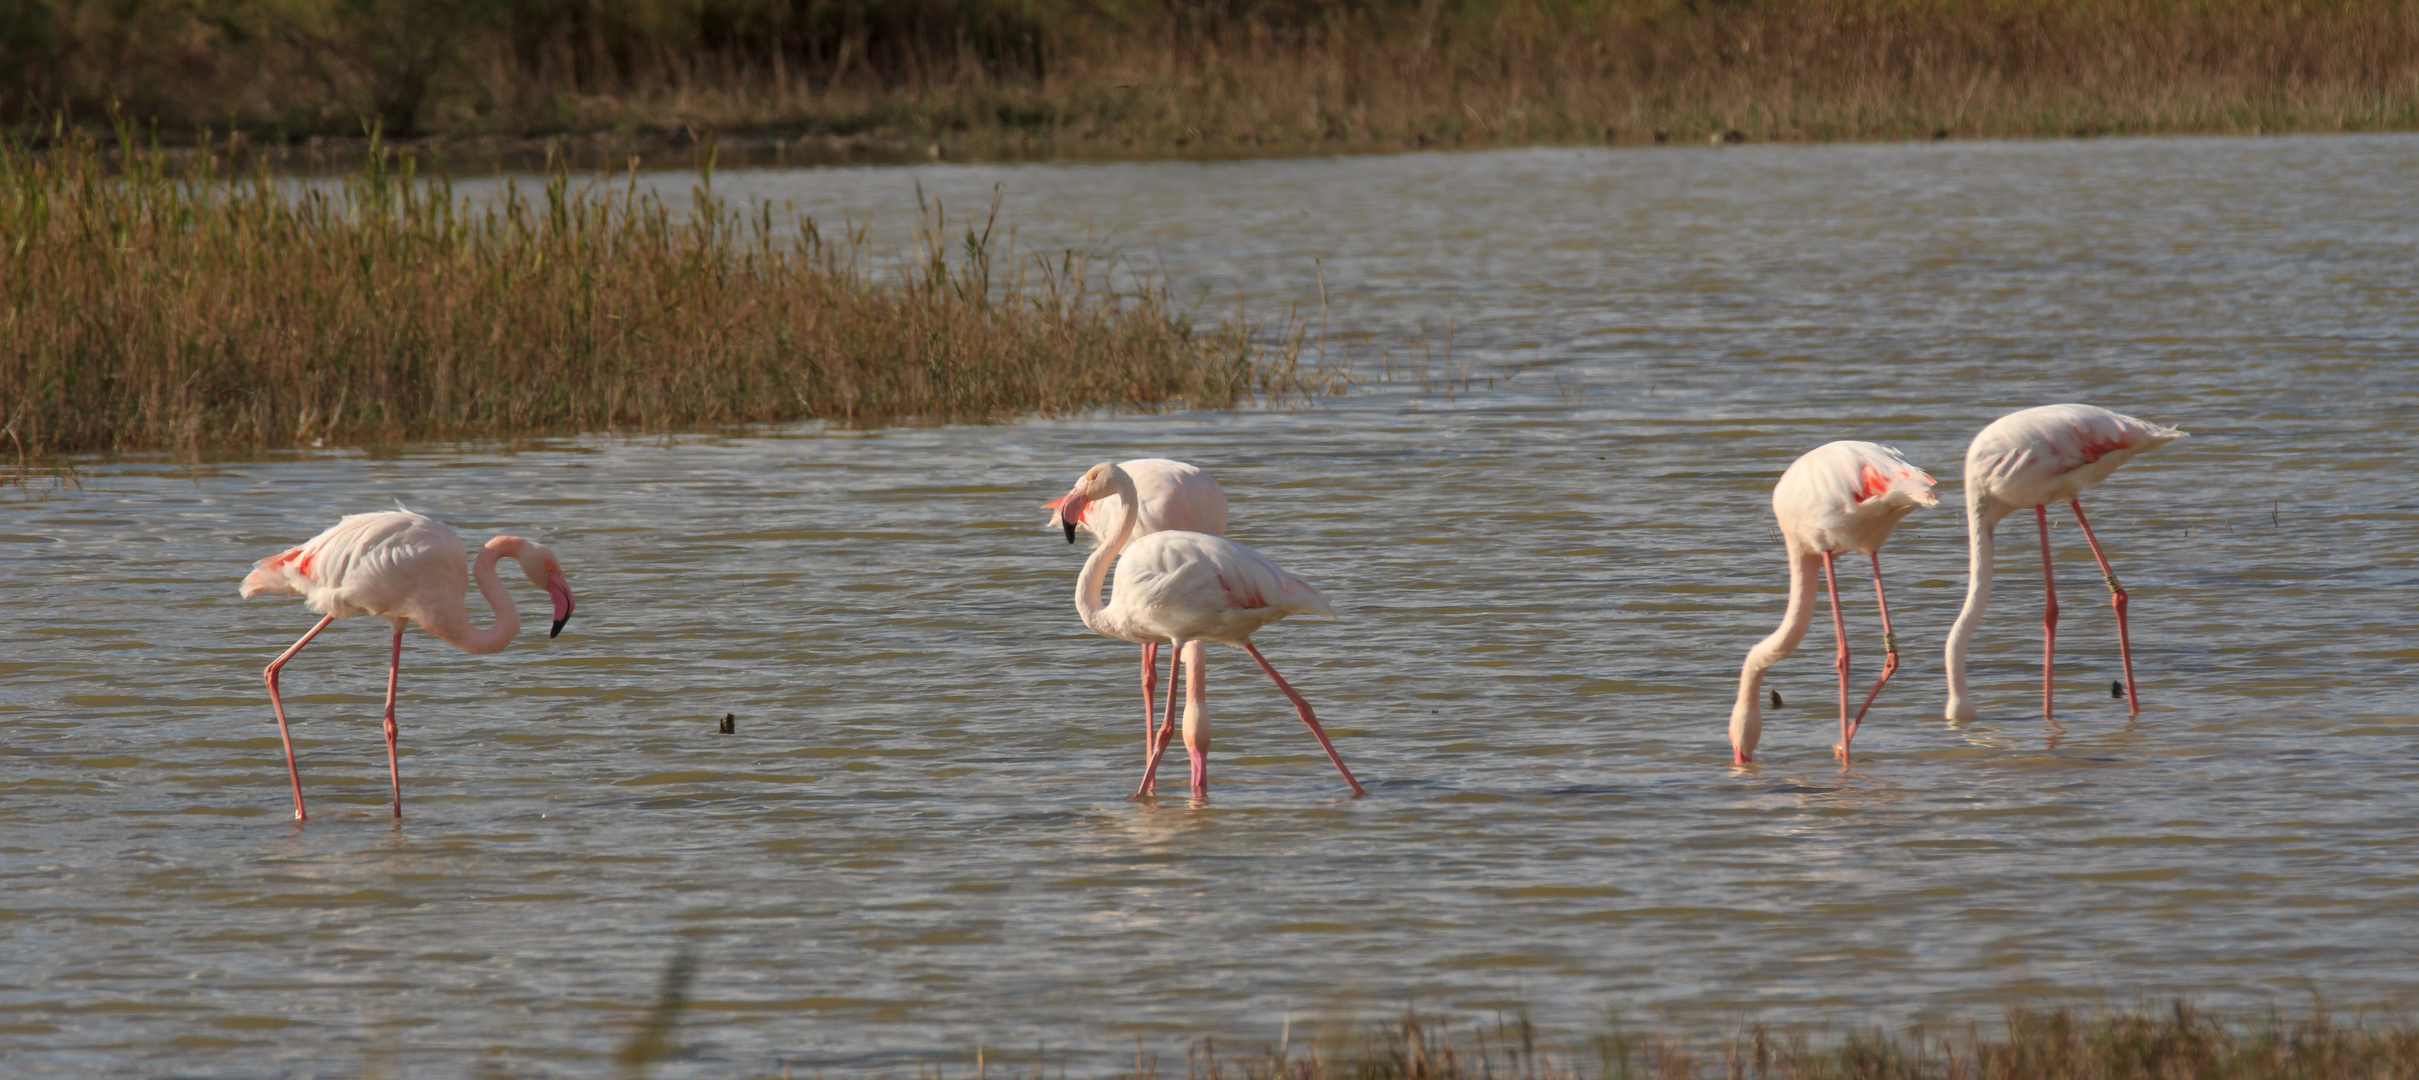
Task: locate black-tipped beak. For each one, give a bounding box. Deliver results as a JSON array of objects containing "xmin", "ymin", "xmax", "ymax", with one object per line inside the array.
[
  {"xmin": 550, "ymin": 617, "xmax": 568, "ymax": 638},
  {"xmin": 1063, "ymin": 519, "xmax": 1079, "ymax": 544}
]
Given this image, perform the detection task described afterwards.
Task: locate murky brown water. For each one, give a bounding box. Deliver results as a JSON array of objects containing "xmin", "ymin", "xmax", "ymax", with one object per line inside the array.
[{"xmin": 5, "ymin": 134, "xmax": 2417, "ymax": 1078}]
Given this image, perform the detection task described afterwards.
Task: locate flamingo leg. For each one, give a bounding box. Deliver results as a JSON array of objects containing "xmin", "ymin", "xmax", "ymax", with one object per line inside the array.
[
  {"xmin": 1135, "ymin": 640, "xmax": 1183, "ymax": 799},
  {"xmin": 1139, "ymin": 641, "xmax": 1160, "ymax": 771},
  {"xmin": 2037, "ymin": 504, "xmax": 2059, "ymax": 721},
  {"xmin": 1843, "ymin": 551, "xmax": 1901, "ymax": 757},
  {"xmin": 263, "ymin": 613, "xmax": 339, "ymax": 822},
  {"xmin": 1181, "ymin": 641, "xmax": 1210, "ymax": 798},
  {"xmin": 1240, "ymin": 642, "xmax": 1367, "ymax": 797},
  {"xmin": 383, "ymin": 623, "xmax": 405, "ymax": 819},
  {"xmin": 1822, "ymin": 552, "xmax": 1852, "ymax": 763},
  {"xmin": 2068, "ymin": 499, "xmax": 2140, "ymax": 716}
]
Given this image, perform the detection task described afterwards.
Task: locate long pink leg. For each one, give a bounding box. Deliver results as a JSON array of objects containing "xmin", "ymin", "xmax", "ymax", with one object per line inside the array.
[
  {"xmin": 263, "ymin": 613, "xmax": 339, "ymax": 822},
  {"xmin": 2069, "ymin": 499, "xmax": 2140, "ymax": 716},
  {"xmin": 2037, "ymin": 504, "xmax": 2059, "ymax": 721},
  {"xmin": 1134, "ymin": 642, "xmax": 1182, "ymax": 799},
  {"xmin": 1139, "ymin": 642, "xmax": 1160, "ymax": 763},
  {"xmin": 383, "ymin": 624, "xmax": 405, "ymax": 819},
  {"xmin": 1842, "ymin": 551, "xmax": 1901, "ymax": 757},
  {"xmin": 1241, "ymin": 642, "xmax": 1367, "ymax": 797},
  {"xmin": 1181, "ymin": 642, "xmax": 1210, "ymax": 797},
  {"xmin": 1822, "ymin": 552, "xmax": 1853, "ymax": 763}
]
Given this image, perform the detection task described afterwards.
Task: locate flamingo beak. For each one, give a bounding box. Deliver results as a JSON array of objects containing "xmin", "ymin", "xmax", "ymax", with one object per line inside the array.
[
  {"xmin": 1053, "ymin": 490, "xmax": 1090, "ymax": 544},
  {"xmin": 546, "ymin": 573, "xmax": 575, "ymax": 638}
]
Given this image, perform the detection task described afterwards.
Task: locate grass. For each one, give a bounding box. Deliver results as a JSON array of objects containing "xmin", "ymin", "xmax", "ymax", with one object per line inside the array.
[
  {"xmin": 6, "ymin": 0, "xmax": 2418, "ymax": 160},
  {"xmin": 0, "ymin": 127, "xmax": 1349, "ymax": 458}
]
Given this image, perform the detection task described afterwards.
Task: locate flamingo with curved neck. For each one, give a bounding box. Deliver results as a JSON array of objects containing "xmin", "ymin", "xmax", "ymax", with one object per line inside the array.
[
  {"xmin": 240, "ymin": 508, "xmax": 576, "ymax": 820},
  {"xmin": 1729, "ymin": 441, "xmax": 1938, "ymax": 765},
  {"xmin": 1057, "ymin": 462, "xmax": 1364, "ymax": 799},
  {"xmin": 1044, "ymin": 458, "xmax": 1227, "ymax": 794},
  {"xmin": 1944, "ymin": 404, "xmax": 2186, "ymax": 722}
]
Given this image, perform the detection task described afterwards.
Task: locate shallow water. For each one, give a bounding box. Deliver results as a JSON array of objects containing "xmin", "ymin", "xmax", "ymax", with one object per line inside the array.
[{"xmin": 5, "ymin": 134, "xmax": 2418, "ymax": 1078}]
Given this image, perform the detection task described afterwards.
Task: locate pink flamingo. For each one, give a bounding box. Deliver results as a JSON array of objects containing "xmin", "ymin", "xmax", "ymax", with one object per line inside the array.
[
  {"xmin": 1945, "ymin": 404, "xmax": 2186, "ymax": 721},
  {"xmin": 1729, "ymin": 442, "xmax": 1939, "ymax": 765},
  {"xmin": 1054, "ymin": 462, "xmax": 1364, "ymax": 799},
  {"xmin": 1045, "ymin": 458, "xmax": 1227, "ymax": 795},
  {"xmin": 239, "ymin": 508, "xmax": 576, "ymax": 821}
]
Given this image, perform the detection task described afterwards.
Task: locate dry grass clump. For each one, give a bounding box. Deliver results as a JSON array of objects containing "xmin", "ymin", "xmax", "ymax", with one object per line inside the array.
[
  {"xmin": 0, "ymin": 129, "xmax": 1307, "ymax": 456},
  {"xmin": 1109, "ymin": 1004, "xmax": 2419, "ymax": 1080},
  {"xmin": 5, "ymin": 0, "xmax": 2417, "ymax": 153}
]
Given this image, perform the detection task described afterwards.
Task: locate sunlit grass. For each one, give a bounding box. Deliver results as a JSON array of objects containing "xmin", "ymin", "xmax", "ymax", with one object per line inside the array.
[{"xmin": 0, "ymin": 128, "xmax": 1342, "ymax": 456}]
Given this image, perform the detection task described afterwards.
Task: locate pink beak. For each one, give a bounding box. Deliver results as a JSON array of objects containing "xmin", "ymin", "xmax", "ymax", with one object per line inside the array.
[
  {"xmin": 1047, "ymin": 489, "xmax": 1090, "ymax": 542},
  {"xmin": 547, "ymin": 573, "xmax": 575, "ymax": 637}
]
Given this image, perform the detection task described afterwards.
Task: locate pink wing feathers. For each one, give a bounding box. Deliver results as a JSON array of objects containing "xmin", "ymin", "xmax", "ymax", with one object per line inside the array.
[
  {"xmin": 1965, "ymin": 404, "xmax": 2187, "ymax": 508},
  {"xmin": 241, "ymin": 509, "xmax": 467, "ymax": 620},
  {"xmin": 1772, "ymin": 441, "xmax": 1939, "ymax": 554}
]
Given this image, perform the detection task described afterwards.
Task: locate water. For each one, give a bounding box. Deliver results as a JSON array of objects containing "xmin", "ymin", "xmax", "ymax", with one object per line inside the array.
[{"xmin": 5, "ymin": 134, "xmax": 2417, "ymax": 1078}]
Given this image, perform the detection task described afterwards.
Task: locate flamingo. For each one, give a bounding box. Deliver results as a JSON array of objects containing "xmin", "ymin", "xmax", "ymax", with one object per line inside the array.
[
  {"xmin": 238, "ymin": 508, "xmax": 576, "ymax": 821},
  {"xmin": 1054, "ymin": 461, "xmax": 1364, "ymax": 799},
  {"xmin": 1044, "ymin": 458, "xmax": 1227, "ymax": 795},
  {"xmin": 1729, "ymin": 442, "xmax": 1939, "ymax": 765},
  {"xmin": 1945, "ymin": 404, "xmax": 2187, "ymax": 722}
]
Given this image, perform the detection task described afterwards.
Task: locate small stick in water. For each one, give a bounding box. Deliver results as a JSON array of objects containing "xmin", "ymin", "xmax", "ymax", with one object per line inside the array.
[
  {"xmin": 718, "ymin": 713, "xmax": 736, "ymax": 734},
  {"xmin": 1769, "ymin": 689, "xmax": 1783, "ymax": 709}
]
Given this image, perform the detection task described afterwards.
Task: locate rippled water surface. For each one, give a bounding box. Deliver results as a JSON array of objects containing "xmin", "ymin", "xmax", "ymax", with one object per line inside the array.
[{"xmin": 5, "ymin": 135, "xmax": 2418, "ymax": 1078}]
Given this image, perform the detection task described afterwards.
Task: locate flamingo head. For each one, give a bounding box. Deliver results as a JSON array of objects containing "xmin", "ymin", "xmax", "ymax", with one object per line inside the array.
[
  {"xmin": 1049, "ymin": 463, "xmax": 1121, "ymax": 544},
  {"xmin": 496, "ymin": 536, "xmax": 577, "ymax": 637}
]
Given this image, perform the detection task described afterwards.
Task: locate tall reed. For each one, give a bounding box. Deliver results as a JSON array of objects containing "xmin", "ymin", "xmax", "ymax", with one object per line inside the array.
[
  {"xmin": 6, "ymin": 0, "xmax": 2416, "ymax": 150},
  {"xmin": 0, "ymin": 129, "xmax": 1292, "ymax": 456}
]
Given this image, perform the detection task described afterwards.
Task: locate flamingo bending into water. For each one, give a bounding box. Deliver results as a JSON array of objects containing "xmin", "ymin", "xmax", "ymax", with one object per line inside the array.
[
  {"xmin": 1945, "ymin": 404, "xmax": 2186, "ymax": 721},
  {"xmin": 239, "ymin": 508, "xmax": 576, "ymax": 821},
  {"xmin": 1730, "ymin": 442, "xmax": 1939, "ymax": 765},
  {"xmin": 1045, "ymin": 458, "xmax": 1227, "ymax": 795},
  {"xmin": 1055, "ymin": 462, "xmax": 1363, "ymax": 799}
]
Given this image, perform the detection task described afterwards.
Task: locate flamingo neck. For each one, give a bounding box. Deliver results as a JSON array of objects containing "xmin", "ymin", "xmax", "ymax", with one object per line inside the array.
[
  {"xmin": 1730, "ymin": 536, "xmax": 1821, "ymax": 759},
  {"xmin": 429, "ymin": 539, "xmax": 524, "ymax": 655},
  {"xmin": 1943, "ymin": 500, "xmax": 2010, "ymax": 721},
  {"xmin": 1075, "ymin": 470, "xmax": 1143, "ymax": 640}
]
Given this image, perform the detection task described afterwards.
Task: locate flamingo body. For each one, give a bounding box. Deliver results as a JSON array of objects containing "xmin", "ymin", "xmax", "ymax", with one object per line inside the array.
[
  {"xmin": 1084, "ymin": 529, "xmax": 1335, "ymax": 646},
  {"xmin": 1962, "ymin": 404, "xmax": 2185, "ymax": 514},
  {"xmin": 1047, "ymin": 457, "xmax": 1227, "ymax": 542},
  {"xmin": 240, "ymin": 508, "xmax": 575, "ymax": 820},
  {"xmin": 1944, "ymin": 405, "xmax": 2185, "ymax": 722},
  {"xmin": 1730, "ymin": 441, "xmax": 1938, "ymax": 764}
]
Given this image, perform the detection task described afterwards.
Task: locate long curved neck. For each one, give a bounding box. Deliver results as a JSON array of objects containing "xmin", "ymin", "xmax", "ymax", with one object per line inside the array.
[
  {"xmin": 1944, "ymin": 499, "xmax": 2009, "ymax": 720},
  {"xmin": 1075, "ymin": 474, "xmax": 1143, "ymax": 638},
  {"xmin": 1730, "ymin": 535, "xmax": 1820, "ymax": 758},
  {"xmin": 431, "ymin": 542, "xmax": 523, "ymax": 655}
]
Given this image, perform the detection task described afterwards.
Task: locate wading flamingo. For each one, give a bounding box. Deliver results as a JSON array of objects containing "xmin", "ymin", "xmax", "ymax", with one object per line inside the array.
[
  {"xmin": 239, "ymin": 508, "xmax": 576, "ymax": 821},
  {"xmin": 1945, "ymin": 404, "xmax": 2186, "ymax": 722},
  {"xmin": 1045, "ymin": 458, "xmax": 1227, "ymax": 795},
  {"xmin": 1730, "ymin": 442, "xmax": 1939, "ymax": 765},
  {"xmin": 1055, "ymin": 462, "xmax": 1363, "ymax": 799}
]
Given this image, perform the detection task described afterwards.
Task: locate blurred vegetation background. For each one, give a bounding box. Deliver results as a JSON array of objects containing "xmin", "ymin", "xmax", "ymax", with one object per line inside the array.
[{"xmin": 3, "ymin": 0, "xmax": 2416, "ymax": 152}]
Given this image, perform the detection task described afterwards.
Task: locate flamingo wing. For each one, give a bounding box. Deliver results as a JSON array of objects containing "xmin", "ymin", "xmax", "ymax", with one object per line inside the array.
[{"xmin": 242, "ymin": 509, "xmax": 467, "ymax": 619}]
